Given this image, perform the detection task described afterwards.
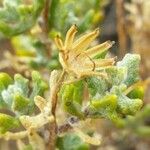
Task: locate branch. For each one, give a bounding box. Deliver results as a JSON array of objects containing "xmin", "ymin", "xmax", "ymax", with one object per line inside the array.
[
  {"xmin": 48, "ymin": 70, "xmax": 66, "ymax": 150},
  {"xmin": 43, "ymin": 0, "xmax": 51, "ymax": 33},
  {"xmin": 115, "ymin": 0, "xmax": 128, "ymax": 58},
  {"xmin": 39, "ymin": 0, "xmax": 52, "ymax": 58}
]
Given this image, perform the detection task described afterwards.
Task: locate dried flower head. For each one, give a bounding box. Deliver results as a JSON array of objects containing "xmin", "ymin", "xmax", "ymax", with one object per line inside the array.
[{"xmin": 55, "ymin": 25, "xmax": 115, "ymax": 79}]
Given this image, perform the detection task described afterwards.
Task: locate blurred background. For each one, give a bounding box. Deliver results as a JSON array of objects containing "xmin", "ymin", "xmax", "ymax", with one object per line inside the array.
[{"xmin": 0, "ymin": 0, "xmax": 150, "ymax": 149}]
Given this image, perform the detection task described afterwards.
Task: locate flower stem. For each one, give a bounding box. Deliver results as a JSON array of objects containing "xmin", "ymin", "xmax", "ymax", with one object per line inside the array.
[{"xmin": 48, "ymin": 70, "xmax": 66, "ymax": 150}]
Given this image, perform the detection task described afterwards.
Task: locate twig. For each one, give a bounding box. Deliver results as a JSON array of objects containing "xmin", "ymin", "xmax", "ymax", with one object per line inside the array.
[
  {"xmin": 115, "ymin": 0, "xmax": 128, "ymax": 58},
  {"xmin": 39, "ymin": 0, "xmax": 52, "ymax": 58},
  {"xmin": 57, "ymin": 123, "xmax": 72, "ymax": 135},
  {"xmin": 43, "ymin": 0, "xmax": 51, "ymax": 33},
  {"xmin": 57, "ymin": 116, "xmax": 79, "ymax": 135},
  {"xmin": 48, "ymin": 70, "xmax": 66, "ymax": 150},
  {"xmin": 51, "ymin": 70, "xmax": 65, "ymax": 116}
]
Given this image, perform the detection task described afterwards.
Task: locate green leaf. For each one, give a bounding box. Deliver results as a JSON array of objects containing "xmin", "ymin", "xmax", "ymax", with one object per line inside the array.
[
  {"xmin": 57, "ymin": 133, "xmax": 89, "ymax": 150},
  {"xmin": 0, "ymin": 71, "xmax": 48, "ymax": 115},
  {"xmin": 11, "ymin": 35, "xmax": 36, "ymax": 57},
  {"xmin": 118, "ymin": 95, "xmax": 143, "ymax": 115},
  {"xmin": 14, "ymin": 74, "xmax": 29, "ymax": 97},
  {"xmin": 2, "ymin": 74, "xmax": 29, "ymax": 107},
  {"xmin": 0, "ymin": 0, "xmax": 44, "ymax": 36},
  {"xmin": 117, "ymin": 54, "xmax": 141, "ymax": 86},
  {"xmin": 87, "ymin": 94, "xmax": 117, "ymax": 118},
  {"xmin": 127, "ymin": 86, "xmax": 144, "ymax": 99},
  {"xmin": 0, "ymin": 73, "xmax": 13, "ymax": 108},
  {"xmin": 111, "ymin": 85, "xmax": 143, "ymax": 115},
  {"xmin": 123, "ymin": 105, "xmax": 150, "ymax": 137},
  {"xmin": 105, "ymin": 67, "xmax": 127, "ymax": 86},
  {"xmin": 78, "ymin": 9, "xmax": 95, "ymax": 33},
  {"xmin": 49, "ymin": 0, "xmax": 60, "ymax": 28},
  {"xmin": 0, "ymin": 113, "xmax": 20, "ymax": 133},
  {"xmin": 30, "ymin": 71, "xmax": 48, "ymax": 99},
  {"xmin": 60, "ymin": 81, "xmax": 84, "ymax": 118},
  {"xmin": 12, "ymin": 94, "xmax": 30, "ymax": 114},
  {"xmin": 0, "ymin": 73, "xmax": 13, "ymax": 91},
  {"xmin": 91, "ymin": 94, "xmax": 117, "ymax": 110},
  {"xmin": 86, "ymin": 77, "xmax": 109, "ymax": 98},
  {"xmin": 49, "ymin": 0, "xmax": 103, "ymax": 35}
]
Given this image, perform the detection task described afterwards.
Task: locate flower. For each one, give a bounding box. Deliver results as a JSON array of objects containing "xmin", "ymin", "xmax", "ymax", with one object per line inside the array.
[{"xmin": 55, "ymin": 25, "xmax": 115, "ymax": 79}]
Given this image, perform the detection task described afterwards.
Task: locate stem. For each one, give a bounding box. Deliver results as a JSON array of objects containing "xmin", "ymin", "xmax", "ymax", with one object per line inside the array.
[
  {"xmin": 115, "ymin": 0, "xmax": 128, "ymax": 58},
  {"xmin": 57, "ymin": 123, "xmax": 72, "ymax": 135},
  {"xmin": 40, "ymin": 0, "xmax": 52, "ymax": 58},
  {"xmin": 48, "ymin": 70, "xmax": 66, "ymax": 150},
  {"xmin": 43, "ymin": 0, "xmax": 51, "ymax": 33},
  {"xmin": 51, "ymin": 70, "xmax": 65, "ymax": 116}
]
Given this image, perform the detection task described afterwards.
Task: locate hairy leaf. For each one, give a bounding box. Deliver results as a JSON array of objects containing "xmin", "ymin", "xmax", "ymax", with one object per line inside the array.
[
  {"xmin": 0, "ymin": 0, "xmax": 44, "ymax": 36},
  {"xmin": 0, "ymin": 71, "xmax": 48, "ymax": 115},
  {"xmin": 0, "ymin": 113, "xmax": 20, "ymax": 133},
  {"xmin": 57, "ymin": 133, "xmax": 89, "ymax": 150},
  {"xmin": 111, "ymin": 85, "xmax": 143, "ymax": 115},
  {"xmin": 117, "ymin": 54, "xmax": 140, "ymax": 86},
  {"xmin": 60, "ymin": 81, "xmax": 84, "ymax": 118}
]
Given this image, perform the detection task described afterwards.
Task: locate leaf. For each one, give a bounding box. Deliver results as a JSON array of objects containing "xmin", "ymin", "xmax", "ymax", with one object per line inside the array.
[
  {"xmin": 91, "ymin": 94, "xmax": 117, "ymax": 111},
  {"xmin": 48, "ymin": 0, "xmax": 60, "ymax": 28},
  {"xmin": 12, "ymin": 94, "xmax": 30, "ymax": 114},
  {"xmin": 30, "ymin": 71, "xmax": 48, "ymax": 99},
  {"xmin": 117, "ymin": 54, "xmax": 141, "ymax": 86},
  {"xmin": 60, "ymin": 81, "xmax": 84, "ymax": 118},
  {"xmin": 11, "ymin": 35, "xmax": 36, "ymax": 57},
  {"xmin": 1, "ymin": 71, "xmax": 48, "ymax": 115},
  {"xmin": 118, "ymin": 95, "xmax": 143, "ymax": 115},
  {"xmin": 105, "ymin": 67, "xmax": 127, "ymax": 86},
  {"xmin": 111, "ymin": 85, "xmax": 143, "ymax": 115},
  {"xmin": 0, "ymin": 73, "xmax": 13, "ymax": 108},
  {"xmin": 0, "ymin": 73, "xmax": 13, "ymax": 91},
  {"xmin": 2, "ymin": 74, "xmax": 29, "ymax": 107},
  {"xmin": 86, "ymin": 77, "xmax": 109, "ymax": 98},
  {"xmin": 0, "ymin": 0, "xmax": 44, "ymax": 37},
  {"xmin": 127, "ymin": 86, "xmax": 144, "ymax": 99},
  {"xmin": 87, "ymin": 94, "xmax": 117, "ymax": 118},
  {"xmin": 123, "ymin": 105, "xmax": 150, "ymax": 137},
  {"xmin": 57, "ymin": 133, "xmax": 89, "ymax": 150},
  {"xmin": 86, "ymin": 66, "xmax": 126, "ymax": 99},
  {"xmin": 49, "ymin": 0, "xmax": 103, "ymax": 35},
  {"xmin": 78, "ymin": 9, "xmax": 95, "ymax": 33},
  {"xmin": 0, "ymin": 113, "xmax": 20, "ymax": 134}
]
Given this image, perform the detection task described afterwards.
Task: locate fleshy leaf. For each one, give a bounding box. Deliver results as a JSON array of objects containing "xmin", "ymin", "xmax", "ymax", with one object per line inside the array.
[
  {"xmin": 105, "ymin": 67, "xmax": 127, "ymax": 85},
  {"xmin": 127, "ymin": 86, "xmax": 144, "ymax": 99},
  {"xmin": 86, "ymin": 77, "xmax": 108, "ymax": 98},
  {"xmin": 117, "ymin": 54, "xmax": 140, "ymax": 86},
  {"xmin": 0, "ymin": 113, "xmax": 20, "ymax": 134},
  {"xmin": 0, "ymin": 0, "xmax": 44, "ymax": 37},
  {"xmin": 60, "ymin": 81, "xmax": 84, "ymax": 118},
  {"xmin": 12, "ymin": 94, "xmax": 30, "ymax": 114},
  {"xmin": 11, "ymin": 35, "xmax": 36, "ymax": 57},
  {"xmin": 111, "ymin": 85, "xmax": 143, "ymax": 115},
  {"xmin": 30, "ymin": 71, "xmax": 48, "ymax": 99},
  {"xmin": 48, "ymin": 0, "xmax": 103, "ymax": 35},
  {"xmin": 87, "ymin": 94, "xmax": 117, "ymax": 118},
  {"xmin": 0, "ymin": 73, "xmax": 13, "ymax": 108},
  {"xmin": 0, "ymin": 73, "xmax": 13, "ymax": 91},
  {"xmin": 57, "ymin": 133, "xmax": 89, "ymax": 150},
  {"xmin": 2, "ymin": 74, "xmax": 29, "ymax": 107},
  {"xmin": 1, "ymin": 71, "xmax": 48, "ymax": 115},
  {"xmin": 123, "ymin": 105, "xmax": 150, "ymax": 137}
]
